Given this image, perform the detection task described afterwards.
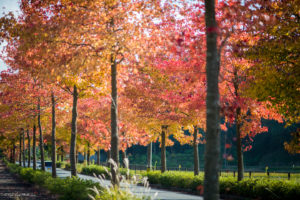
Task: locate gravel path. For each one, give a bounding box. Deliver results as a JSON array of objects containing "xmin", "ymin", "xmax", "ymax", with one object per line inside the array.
[{"xmin": 0, "ymin": 161, "xmax": 57, "ymax": 200}]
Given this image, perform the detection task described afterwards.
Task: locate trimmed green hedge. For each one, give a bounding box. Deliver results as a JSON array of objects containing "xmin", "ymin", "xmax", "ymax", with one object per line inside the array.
[
  {"xmin": 56, "ymin": 161, "xmax": 67, "ymax": 169},
  {"xmin": 142, "ymin": 171, "xmax": 300, "ymax": 200},
  {"xmin": 65, "ymin": 164, "xmax": 134, "ymax": 179},
  {"xmin": 82, "ymin": 164, "xmax": 134, "ymax": 178},
  {"xmin": 64, "ymin": 163, "xmax": 84, "ymax": 173},
  {"xmin": 6, "ymin": 162, "xmax": 101, "ymax": 200}
]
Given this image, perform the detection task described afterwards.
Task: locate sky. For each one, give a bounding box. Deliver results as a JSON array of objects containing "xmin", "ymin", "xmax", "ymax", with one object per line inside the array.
[{"xmin": 0, "ymin": 0, "xmax": 20, "ymax": 72}]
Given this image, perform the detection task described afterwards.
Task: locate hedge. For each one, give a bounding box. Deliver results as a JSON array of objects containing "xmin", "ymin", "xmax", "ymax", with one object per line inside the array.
[
  {"xmin": 6, "ymin": 162, "xmax": 101, "ymax": 200},
  {"xmin": 56, "ymin": 161, "xmax": 67, "ymax": 169},
  {"xmin": 142, "ymin": 171, "xmax": 300, "ymax": 200},
  {"xmin": 64, "ymin": 163, "xmax": 134, "ymax": 179}
]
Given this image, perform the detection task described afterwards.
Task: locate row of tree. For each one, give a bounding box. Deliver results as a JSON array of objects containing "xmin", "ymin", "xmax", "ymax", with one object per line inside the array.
[{"xmin": 0, "ymin": 0, "xmax": 298, "ymax": 199}]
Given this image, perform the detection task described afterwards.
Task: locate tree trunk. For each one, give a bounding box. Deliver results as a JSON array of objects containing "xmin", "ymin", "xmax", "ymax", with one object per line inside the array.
[
  {"xmin": 9, "ymin": 147, "xmax": 13, "ymax": 162},
  {"xmin": 236, "ymin": 107, "xmax": 243, "ymax": 181},
  {"xmin": 38, "ymin": 98, "xmax": 45, "ymax": 171},
  {"xmin": 76, "ymin": 147, "xmax": 78, "ymax": 164},
  {"xmin": 122, "ymin": 150, "xmax": 127, "ymax": 168},
  {"xmin": 87, "ymin": 143, "xmax": 90, "ymax": 165},
  {"xmin": 27, "ymin": 128, "xmax": 31, "ymax": 168},
  {"xmin": 97, "ymin": 147, "xmax": 100, "ymax": 165},
  {"xmin": 51, "ymin": 92, "xmax": 57, "ymax": 177},
  {"xmin": 84, "ymin": 150, "xmax": 87, "ymax": 164},
  {"xmin": 22, "ymin": 129, "xmax": 26, "ymax": 167},
  {"xmin": 33, "ymin": 124, "xmax": 36, "ymax": 170},
  {"xmin": 61, "ymin": 146, "xmax": 64, "ymax": 162},
  {"xmin": 56, "ymin": 146, "xmax": 60, "ymax": 161},
  {"xmin": 70, "ymin": 85, "xmax": 78, "ymax": 176},
  {"xmin": 19, "ymin": 130, "xmax": 22, "ymax": 166},
  {"xmin": 233, "ymin": 68, "xmax": 244, "ymax": 181},
  {"xmin": 110, "ymin": 56, "xmax": 119, "ymax": 186},
  {"xmin": 12, "ymin": 143, "xmax": 16, "ymax": 164},
  {"xmin": 161, "ymin": 125, "xmax": 167, "ymax": 173},
  {"xmin": 147, "ymin": 142, "xmax": 152, "ymax": 170},
  {"xmin": 87, "ymin": 150, "xmax": 90, "ymax": 165},
  {"xmin": 193, "ymin": 125, "xmax": 200, "ymax": 176},
  {"xmin": 204, "ymin": 0, "xmax": 221, "ymax": 199}
]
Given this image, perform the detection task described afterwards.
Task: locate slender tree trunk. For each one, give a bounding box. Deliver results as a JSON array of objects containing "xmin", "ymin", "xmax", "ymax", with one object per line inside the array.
[
  {"xmin": 27, "ymin": 128, "xmax": 31, "ymax": 168},
  {"xmin": 161, "ymin": 125, "xmax": 167, "ymax": 173},
  {"xmin": 87, "ymin": 143, "xmax": 90, "ymax": 165},
  {"xmin": 38, "ymin": 98, "xmax": 45, "ymax": 171},
  {"xmin": 61, "ymin": 146, "xmax": 64, "ymax": 162},
  {"xmin": 8, "ymin": 148, "xmax": 11, "ymax": 161},
  {"xmin": 12, "ymin": 143, "xmax": 16, "ymax": 164},
  {"xmin": 76, "ymin": 147, "xmax": 78, "ymax": 164},
  {"xmin": 97, "ymin": 147, "xmax": 100, "ymax": 165},
  {"xmin": 19, "ymin": 129, "xmax": 22, "ymax": 166},
  {"xmin": 233, "ymin": 68, "xmax": 244, "ymax": 181},
  {"xmin": 10, "ymin": 146, "xmax": 13, "ymax": 162},
  {"xmin": 70, "ymin": 85, "xmax": 78, "ymax": 176},
  {"xmin": 236, "ymin": 107, "xmax": 243, "ymax": 181},
  {"xmin": 122, "ymin": 150, "xmax": 127, "ymax": 168},
  {"xmin": 204, "ymin": 0, "xmax": 221, "ymax": 199},
  {"xmin": 22, "ymin": 129, "xmax": 26, "ymax": 167},
  {"xmin": 147, "ymin": 142, "xmax": 152, "ymax": 170},
  {"xmin": 10, "ymin": 148, "xmax": 12, "ymax": 161},
  {"xmin": 51, "ymin": 92, "xmax": 57, "ymax": 177},
  {"xmin": 193, "ymin": 125, "xmax": 200, "ymax": 176},
  {"xmin": 33, "ymin": 124, "xmax": 36, "ymax": 170},
  {"xmin": 110, "ymin": 56, "xmax": 119, "ymax": 186},
  {"xmin": 56, "ymin": 146, "xmax": 60, "ymax": 161}
]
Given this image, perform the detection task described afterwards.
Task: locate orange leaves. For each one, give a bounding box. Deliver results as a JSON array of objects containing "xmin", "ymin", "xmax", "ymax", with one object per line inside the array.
[{"xmin": 220, "ymin": 123, "xmax": 228, "ymax": 131}]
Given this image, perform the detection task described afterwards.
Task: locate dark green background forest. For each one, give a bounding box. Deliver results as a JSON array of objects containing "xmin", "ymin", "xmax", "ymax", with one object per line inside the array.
[{"xmin": 124, "ymin": 120, "xmax": 300, "ymax": 171}]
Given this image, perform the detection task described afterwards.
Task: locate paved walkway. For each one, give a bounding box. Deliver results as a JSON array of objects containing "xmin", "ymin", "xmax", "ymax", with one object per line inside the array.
[
  {"xmin": 57, "ymin": 168, "xmax": 202, "ymax": 200},
  {"xmin": 0, "ymin": 161, "xmax": 57, "ymax": 200},
  {"xmin": 12, "ymin": 162, "xmax": 202, "ymax": 200}
]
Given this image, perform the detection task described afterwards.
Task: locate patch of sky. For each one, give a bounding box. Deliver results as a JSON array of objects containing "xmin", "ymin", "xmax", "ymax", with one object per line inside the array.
[{"xmin": 0, "ymin": 0, "xmax": 20, "ymax": 72}]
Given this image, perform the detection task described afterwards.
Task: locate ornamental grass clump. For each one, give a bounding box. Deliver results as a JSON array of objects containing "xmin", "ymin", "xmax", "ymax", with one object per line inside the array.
[{"xmin": 88, "ymin": 158, "xmax": 157, "ymax": 200}]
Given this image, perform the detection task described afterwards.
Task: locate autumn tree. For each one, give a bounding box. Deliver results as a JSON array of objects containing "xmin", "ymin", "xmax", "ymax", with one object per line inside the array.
[
  {"xmin": 243, "ymin": 0, "xmax": 299, "ymax": 153},
  {"xmin": 245, "ymin": 0, "xmax": 299, "ymax": 123}
]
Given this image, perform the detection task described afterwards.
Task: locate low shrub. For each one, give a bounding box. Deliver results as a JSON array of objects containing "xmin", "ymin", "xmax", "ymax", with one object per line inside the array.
[
  {"xmin": 7, "ymin": 162, "xmax": 22, "ymax": 174},
  {"xmin": 64, "ymin": 162, "xmax": 71, "ymax": 170},
  {"xmin": 141, "ymin": 171, "xmax": 161, "ymax": 184},
  {"xmin": 56, "ymin": 161, "xmax": 66, "ymax": 169},
  {"xmin": 6, "ymin": 163, "xmax": 101, "ymax": 200},
  {"xmin": 46, "ymin": 176, "xmax": 101, "ymax": 200},
  {"xmin": 64, "ymin": 163, "xmax": 84, "ymax": 173},
  {"xmin": 93, "ymin": 186, "xmax": 144, "ymax": 200},
  {"xmin": 143, "ymin": 171, "xmax": 300, "ymax": 200},
  {"xmin": 81, "ymin": 164, "xmax": 108, "ymax": 178},
  {"xmin": 81, "ymin": 164, "xmax": 134, "ymax": 179}
]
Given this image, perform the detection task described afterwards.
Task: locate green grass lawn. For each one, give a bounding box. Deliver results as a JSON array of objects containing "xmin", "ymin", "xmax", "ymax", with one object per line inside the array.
[
  {"xmin": 131, "ymin": 169, "xmax": 300, "ymax": 182},
  {"xmin": 59, "ymin": 162, "xmax": 300, "ymax": 182}
]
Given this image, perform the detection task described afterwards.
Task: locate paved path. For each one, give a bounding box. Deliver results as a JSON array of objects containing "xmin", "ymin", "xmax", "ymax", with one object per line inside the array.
[
  {"xmin": 0, "ymin": 161, "xmax": 57, "ymax": 200},
  {"xmin": 57, "ymin": 168, "xmax": 202, "ymax": 200}
]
